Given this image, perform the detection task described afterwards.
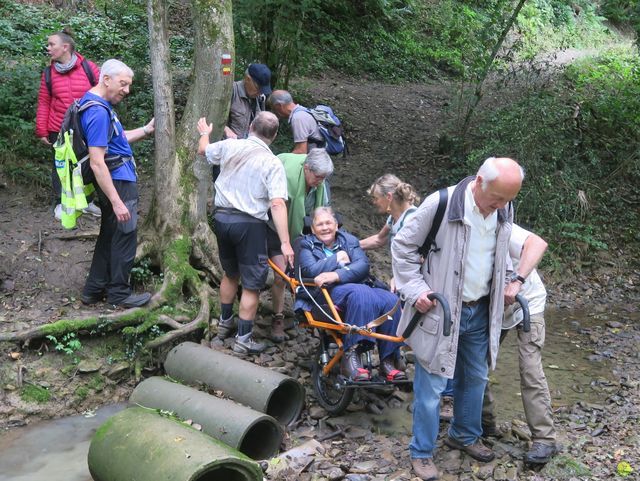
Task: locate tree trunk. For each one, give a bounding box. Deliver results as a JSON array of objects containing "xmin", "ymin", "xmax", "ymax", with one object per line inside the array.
[{"xmin": 144, "ymin": 0, "xmax": 234, "ymax": 290}]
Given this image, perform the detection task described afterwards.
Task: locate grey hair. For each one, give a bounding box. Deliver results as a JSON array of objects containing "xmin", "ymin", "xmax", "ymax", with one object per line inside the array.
[
  {"xmin": 269, "ymin": 89, "xmax": 293, "ymax": 106},
  {"xmin": 305, "ymin": 148, "xmax": 334, "ymax": 177},
  {"xmin": 477, "ymin": 157, "xmax": 525, "ymax": 191},
  {"xmin": 99, "ymin": 59, "xmax": 134, "ymax": 84},
  {"xmin": 249, "ymin": 111, "xmax": 279, "ymax": 143},
  {"xmin": 312, "ymin": 206, "xmax": 338, "ymax": 224}
]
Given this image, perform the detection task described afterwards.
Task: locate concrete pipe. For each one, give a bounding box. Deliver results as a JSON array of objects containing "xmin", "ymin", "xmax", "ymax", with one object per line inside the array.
[
  {"xmin": 88, "ymin": 407, "xmax": 263, "ymax": 481},
  {"xmin": 165, "ymin": 342, "xmax": 305, "ymax": 425},
  {"xmin": 130, "ymin": 376, "xmax": 282, "ymax": 460}
]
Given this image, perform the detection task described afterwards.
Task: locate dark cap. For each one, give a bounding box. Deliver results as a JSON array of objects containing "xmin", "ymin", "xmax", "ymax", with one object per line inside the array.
[{"xmin": 248, "ymin": 63, "xmax": 272, "ymax": 95}]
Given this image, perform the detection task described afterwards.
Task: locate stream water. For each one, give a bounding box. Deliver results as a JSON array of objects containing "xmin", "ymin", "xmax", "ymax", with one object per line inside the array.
[{"xmin": 0, "ymin": 308, "xmax": 615, "ymax": 480}]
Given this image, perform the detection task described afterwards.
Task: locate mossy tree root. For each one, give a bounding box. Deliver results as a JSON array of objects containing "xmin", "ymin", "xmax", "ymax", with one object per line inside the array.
[{"xmin": 0, "ymin": 308, "xmax": 151, "ymax": 344}]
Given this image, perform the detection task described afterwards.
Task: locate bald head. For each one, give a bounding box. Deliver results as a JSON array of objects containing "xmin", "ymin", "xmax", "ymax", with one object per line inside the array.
[
  {"xmin": 249, "ymin": 111, "xmax": 279, "ymax": 144},
  {"xmin": 473, "ymin": 157, "xmax": 524, "ymax": 217}
]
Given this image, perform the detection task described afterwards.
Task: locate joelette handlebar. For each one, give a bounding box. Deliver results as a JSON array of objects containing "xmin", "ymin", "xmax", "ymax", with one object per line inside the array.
[{"xmin": 402, "ymin": 292, "xmax": 452, "ymax": 339}]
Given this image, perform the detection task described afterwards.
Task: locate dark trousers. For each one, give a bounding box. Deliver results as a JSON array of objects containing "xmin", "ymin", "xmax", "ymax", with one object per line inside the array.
[{"xmin": 83, "ymin": 180, "xmax": 138, "ymax": 303}]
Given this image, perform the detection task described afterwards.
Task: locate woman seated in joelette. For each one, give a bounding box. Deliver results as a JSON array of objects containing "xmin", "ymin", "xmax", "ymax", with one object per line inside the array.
[{"xmin": 295, "ymin": 207, "xmax": 406, "ymax": 382}]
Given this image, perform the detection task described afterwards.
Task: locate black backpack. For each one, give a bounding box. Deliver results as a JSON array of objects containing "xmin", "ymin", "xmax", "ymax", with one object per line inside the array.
[
  {"xmin": 417, "ymin": 188, "xmax": 448, "ymax": 271},
  {"xmin": 53, "ymin": 100, "xmax": 122, "ymax": 185},
  {"xmin": 44, "ymin": 59, "xmax": 97, "ymax": 96}
]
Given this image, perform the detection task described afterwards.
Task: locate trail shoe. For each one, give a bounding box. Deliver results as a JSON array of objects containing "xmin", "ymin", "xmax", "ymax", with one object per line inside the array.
[
  {"xmin": 270, "ymin": 313, "xmax": 286, "ymax": 343},
  {"xmin": 340, "ymin": 347, "xmax": 370, "ymax": 381},
  {"xmin": 115, "ymin": 292, "xmax": 151, "ymax": 308},
  {"xmin": 81, "ymin": 292, "xmax": 104, "ymax": 305},
  {"xmin": 410, "ymin": 457, "xmax": 439, "ymax": 481},
  {"xmin": 380, "ymin": 355, "xmax": 407, "ymax": 381},
  {"xmin": 54, "ymin": 204, "xmax": 62, "ymax": 220},
  {"xmin": 440, "ymin": 396, "xmax": 454, "ymax": 422},
  {"xmin": 525, "ymin": 442, "xmax": 558, "ymax": 464},
  {"xmin": 217, "ymin": 316, "xmax": 237, "ymax": 340},
  {"xmin": 482, "ymin": 422, "xmax": 503, "ymax": 438},
  {"xmin": 82, "ymin": 201, "xmax": 102, "ymax": 217},
  {"xmin": 233, "ymin": 332, "xmax": 266, "ymax": 354},
  {"xmin": 444, "ymin": 436, "xmax": 495, "ymax": 462}
]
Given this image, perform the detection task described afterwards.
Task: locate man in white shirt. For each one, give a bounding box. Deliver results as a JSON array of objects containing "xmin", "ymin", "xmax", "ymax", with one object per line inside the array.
[
  {"xmin": 482, "ymin": 224, "xmax": 558, "ymax": 464},
  {"xmin": 392, "ymin": 157, "xmax": 524, "ymax": 481},
  {"xmin": 197, "ymin": 111, "xmax": 294, "ymax": 354}
]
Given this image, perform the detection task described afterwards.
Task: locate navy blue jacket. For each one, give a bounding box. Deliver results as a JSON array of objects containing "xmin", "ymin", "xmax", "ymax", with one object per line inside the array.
[{"xmin": 295, "ymin": 230, "xmax": 370, "ymax": 311}]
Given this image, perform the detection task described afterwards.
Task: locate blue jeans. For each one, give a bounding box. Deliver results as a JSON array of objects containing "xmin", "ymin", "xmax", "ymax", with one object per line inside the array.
[
  {"xmin": 442, "ymin": 378, "xmax": 454, "ymax": 397},
  {"xmin": 410, "ymin": 300, "xmax": 490, "ymax": 458}
]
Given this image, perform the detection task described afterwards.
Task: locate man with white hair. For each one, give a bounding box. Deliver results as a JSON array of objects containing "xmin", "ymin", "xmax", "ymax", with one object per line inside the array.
[
  {"xmin": 81, "ymin": 59, "xmax": 154, "ymax": 308},
  {"xmin": 392, "ymin": 157, "xmax": 524, "ymax": 480}
]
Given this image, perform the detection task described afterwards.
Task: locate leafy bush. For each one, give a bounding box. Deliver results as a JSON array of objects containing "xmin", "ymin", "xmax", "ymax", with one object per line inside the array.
[{"xmin": 449, "ymin": 45, "xmax": 640, "ymax": 263}]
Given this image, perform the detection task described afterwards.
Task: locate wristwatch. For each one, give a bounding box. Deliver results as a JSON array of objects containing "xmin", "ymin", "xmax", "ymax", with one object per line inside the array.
[{"xmin": 510, "ymin": 272, "xmax": 526, "ymax": 284}]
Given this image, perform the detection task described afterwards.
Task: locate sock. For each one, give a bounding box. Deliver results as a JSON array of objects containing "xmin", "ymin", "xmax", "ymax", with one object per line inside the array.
[
  {"xmin": 237, "ymin": 318, "xmax": 253, "ymax": 337},
  {"xmin": 220, "ymin": 303, "xmax": 233, "ymax": 320}
]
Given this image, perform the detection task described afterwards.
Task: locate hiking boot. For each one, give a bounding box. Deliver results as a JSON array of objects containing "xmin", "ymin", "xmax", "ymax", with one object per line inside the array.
[
  {"xmin": 379, "ymin": 355, "xmax": 407, "ymax": 381},
  {"xmin": 525, "ymin": 442, "xmax": 558, "ymax": 464},
  {"xmin": 81, "ymin": 292, "xmax": 104, "ymax": 305},
  {"xmin": 270, "ymin": 313, "xmax": 286, "ymax": 343},
  {"xmin": 340, "ymin": 347, "xmax": 370, "ymax": 381},
  {"xmin": 444, "ymin": 436, "xmax": 495, "ymax": 462},
  {"xmin": 410, "ymin": 458, "xmax": 439, "ymax": 481},
  {"xmin": 54, "ymin": 204, "xmax": 62, "ymax": 220},
  {"xmin": 233, "ymin": 332, "xmax": 266, "ymax": 354},
  {"xmin": 82, "ymin": 201, "xmax": 102, "ymax": 217},
  {"xmin": 114, "ymin": 292, "xmax": 151, "ymax": 308},
  {"xmin": 440, "ymin": 396, "xmax": 454, "ymax": 422},
  {"xmin": 482, "ymin": 422, "xmax": 503, "ymax": 438},
  {"xmin": 217, "ymin": 316, "xmax": 237, "ymax": 340}
]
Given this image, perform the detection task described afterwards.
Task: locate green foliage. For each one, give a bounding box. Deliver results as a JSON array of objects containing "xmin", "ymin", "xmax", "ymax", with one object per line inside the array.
[
  {"xmin": 515, "ymin": 0, "xmax": 612, "ymax": 59},
  {"xmin": 130, "ymin": 256, "xmax": 157, "ymax": 287},
  {"xmin": 449, "ymin": 45, "xmax": 640, "ymax": 264},
  {"xmin": 599, "ymin": 0, "xmax": 640, "ymax": 44},
  {"xmin": 46, "ymin": 332, "xmax": 83, "ymax": 362},
  {"xmin": 20, "ymin": 384, "xmax": 51, "ymax": 403},
  {"xmin": 0, "ymin": 0, "xmax": 157, "ymax": 184}
]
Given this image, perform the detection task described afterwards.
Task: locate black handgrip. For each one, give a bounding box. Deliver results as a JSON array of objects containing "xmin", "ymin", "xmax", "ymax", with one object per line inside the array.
[
  {"xmin": 402, "ymin": 292, "xmax": 452, "ymax": 338},
  {"xmin": 515, "ymin": 294, "xmax": 530, "ymax": 333}
]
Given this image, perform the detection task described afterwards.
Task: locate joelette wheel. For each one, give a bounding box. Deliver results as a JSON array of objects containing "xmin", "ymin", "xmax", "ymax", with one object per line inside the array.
[{"xmin": 311, "ymin": 345, "xmax": 354, "ymax": 415}]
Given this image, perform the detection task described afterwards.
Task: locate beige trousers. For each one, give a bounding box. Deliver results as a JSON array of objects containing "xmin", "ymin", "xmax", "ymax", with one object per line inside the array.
[{"xmin": 483, "ymin": 313, "xmax": 556, "ymax": 444}]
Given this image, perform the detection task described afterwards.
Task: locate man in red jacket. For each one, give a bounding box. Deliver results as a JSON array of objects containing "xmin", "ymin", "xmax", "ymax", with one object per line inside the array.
[{"xmin": 35, "ymin": 28, "xmax": 101, "ymax": 219}]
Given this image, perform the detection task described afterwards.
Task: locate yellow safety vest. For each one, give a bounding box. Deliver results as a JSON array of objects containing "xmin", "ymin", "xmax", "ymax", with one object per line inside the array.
[{"xmin": 54, "ymin": 130, "xmax": 95, "ymax": 229}]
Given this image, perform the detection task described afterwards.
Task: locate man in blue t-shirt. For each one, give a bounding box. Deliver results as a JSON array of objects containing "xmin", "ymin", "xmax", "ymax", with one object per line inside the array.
[{"xmin": 80, "ymin": 59, "xmax": 154, "ymax": 308}]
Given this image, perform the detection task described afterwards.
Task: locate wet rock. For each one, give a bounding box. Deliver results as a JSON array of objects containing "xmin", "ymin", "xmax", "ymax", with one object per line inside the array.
[
  {"xmin": 324, "ymin": 467, "xmax": 345, "ymax": 480},
  {"xmin": 105, "ymin": 362, "xmax": 129, "ymax": 381},
  {"xmin": 606, "ymin": 320, "xmax": 623, "ymax": 328},
  {"xmin": 345, "ymin": 475, "xmax": 371, "ymax": 481},
  {"xmin": 310, "ymin": 406, "xmax": 327, "ymax": 419},
  {"xmin": 349, "ymin": 460, "xmax": 379, "ymax": 473},
  {"xmin": 77, "ymin": 360, "xmax": 101, "ymax": 373}
]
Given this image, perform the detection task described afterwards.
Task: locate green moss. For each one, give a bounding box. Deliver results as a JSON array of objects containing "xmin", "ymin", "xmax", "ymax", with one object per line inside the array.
[
  {"xmin": 542, "ymin": 455, "xmax": 592, "ymax": 478},
  {"xmin": 161, "ymin": 236, "xmax": 200, "ymax": 303},
  {"xmin": 87, "ymin": 374, "xmax": 106, "ymax": 392},
  {"xmin": 75, "ymin": 385, "xmax": 89, "ymax": 401},
  {"xmin": 20, "ymin": 384, "xmax": 51, "ymax": 403},
  {"xmin": 40, "ymin": 317, "xmax": 100, "ymax": 337}
]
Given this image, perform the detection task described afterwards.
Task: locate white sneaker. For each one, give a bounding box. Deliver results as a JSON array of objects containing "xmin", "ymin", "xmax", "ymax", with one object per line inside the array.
[
  {"xmin": 54, "ymin": 204, "xmax": 62, "ymax": 220},
  {"xmin": 82, "ymin": 201, "xmax": 102, "ymax": 217}
]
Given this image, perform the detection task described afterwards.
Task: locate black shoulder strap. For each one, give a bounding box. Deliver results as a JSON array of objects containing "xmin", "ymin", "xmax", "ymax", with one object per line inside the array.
[
  {"xmin": 44, "ymin": 66, "xmax": 52, "ymax": 96},
  {"xmin": 418, "ymin": 188, "xmax": 448, "ymax": 257},
  {"xmin": 81, "ymin": 59, "xmax": 97, "ymax": 86}
]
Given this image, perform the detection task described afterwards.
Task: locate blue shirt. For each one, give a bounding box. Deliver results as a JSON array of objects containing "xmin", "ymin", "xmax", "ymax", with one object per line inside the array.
[{"xmin": 80, "ymin": 92, "xmax": 136, "ymax": 182}]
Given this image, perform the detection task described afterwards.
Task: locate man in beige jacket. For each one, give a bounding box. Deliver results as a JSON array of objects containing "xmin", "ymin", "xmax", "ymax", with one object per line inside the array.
[{"xmin": 392, "ymin": 157, "xmax": 523, "ymax": 481}]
